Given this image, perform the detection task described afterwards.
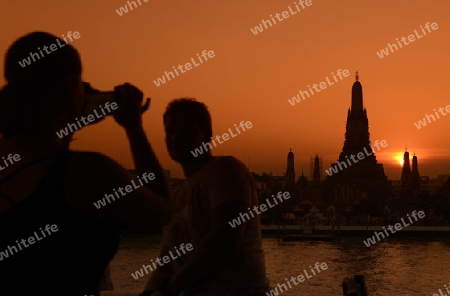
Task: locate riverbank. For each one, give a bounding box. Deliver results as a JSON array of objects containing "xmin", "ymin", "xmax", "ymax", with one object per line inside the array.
[{"xmin": 262, "ymin": 225, "xmax": 450, "ymax": 237}]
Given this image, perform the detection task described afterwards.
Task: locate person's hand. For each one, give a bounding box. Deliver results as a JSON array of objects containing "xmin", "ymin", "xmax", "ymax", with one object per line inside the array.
[{"xmin": 112, "ymin": 82, "xmax": 150, "ymax": 130}]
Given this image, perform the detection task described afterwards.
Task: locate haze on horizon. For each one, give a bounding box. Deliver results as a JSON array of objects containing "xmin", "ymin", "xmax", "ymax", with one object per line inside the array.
[{"xmin": 1, "ymin": 0, "xmax": 449, "ymax": 180}]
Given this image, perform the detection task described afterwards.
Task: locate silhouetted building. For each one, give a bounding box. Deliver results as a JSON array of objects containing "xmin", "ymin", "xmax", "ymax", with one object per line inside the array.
[
  {"xmin": 420, "ymin": 176, "xmax": 430, "ymax": 195},
  {"xmin": 294, "ymin": 166, "xmax": 329, "ymax": 215},
  {"xmin": 322, "ymin": 72, "xmax": 392, "ymax": 214},
  {"xmin": 285, "ymin": 149, "xmax": 295, "ymax": 190},
  {"xmin": 411, "ymin": 155, "xmax": 421, "ymax": 194},
  {"xmin": 400, "ymin": 151, "xmax": 413, "ymax": 198},
  {"xmin": 401, "ymin": 151, "xmax": 412, "ymax": 184},
  {"xmin": 436, "ymin": 177, "xmax": 450, "ymax": 198},
  {"xmin": 296, "ymin": 168, "xmax": 308, "ymax": 199},
  {"xmin": 310, "ymin": 154, "xmax": 322, "ymax": 186},
  {"xmin": 397, "ymin": 151, "xmax": 422, "ymax": 210},
  {"xmin": 437, "ymin": 174, "xmax": 450, "ymax": 185},
  {"xmin": 431, "ymin": 177, "xmax": 450, "ymax": 223}
]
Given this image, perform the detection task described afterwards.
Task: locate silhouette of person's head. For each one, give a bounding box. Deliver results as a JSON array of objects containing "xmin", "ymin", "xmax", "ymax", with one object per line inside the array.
[
  {"xmin": 0, "ymin": 31, "xmax": 84, "ymax": 141},
  {"xmin": 163, "ymin": 98, "xmax": 212, "ymax": 164}
]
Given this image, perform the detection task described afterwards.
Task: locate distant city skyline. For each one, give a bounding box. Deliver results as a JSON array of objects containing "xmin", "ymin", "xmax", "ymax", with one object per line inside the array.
[{"xmin": 158, "ymin": 152, "xmax": 450, "ymax": 181}]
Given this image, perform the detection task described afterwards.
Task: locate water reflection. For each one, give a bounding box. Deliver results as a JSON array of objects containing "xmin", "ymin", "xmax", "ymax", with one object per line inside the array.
[{"xmin": 110, "ymin": 236, "xmax": 450, "ymax": 295}]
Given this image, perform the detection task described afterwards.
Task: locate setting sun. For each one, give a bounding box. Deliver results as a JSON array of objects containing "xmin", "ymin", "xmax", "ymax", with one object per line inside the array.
[{"xmin": 393, "ymin": 152, "xmax": 404, "ymax": 166}]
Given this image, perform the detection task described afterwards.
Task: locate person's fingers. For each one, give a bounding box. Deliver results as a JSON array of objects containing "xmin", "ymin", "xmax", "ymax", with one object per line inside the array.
[
  {"xmin": 141, "ymin": 98, "xmax": 150, "ymax": 113},
  {"xmin": 113, "ymin": 83, "xmax": 147, "ymax": 117},
  {"xmin": 116, "ymin": 83, "xmax": 143, "ymax": 102},
  {"xmin": 114, "ymin": 84, "xmax": 126, "ymax": 103}
]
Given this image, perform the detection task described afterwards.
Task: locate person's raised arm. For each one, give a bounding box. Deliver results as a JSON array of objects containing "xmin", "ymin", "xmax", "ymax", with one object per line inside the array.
[{"xmin": 112, "ymin": 83, "xmax": 170, "ymax": 200}]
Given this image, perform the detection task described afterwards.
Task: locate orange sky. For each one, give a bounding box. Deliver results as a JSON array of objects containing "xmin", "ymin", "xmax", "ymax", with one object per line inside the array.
[{"xmin": 1, "ymin": 0, "xmax": 450, "ymax": 180}]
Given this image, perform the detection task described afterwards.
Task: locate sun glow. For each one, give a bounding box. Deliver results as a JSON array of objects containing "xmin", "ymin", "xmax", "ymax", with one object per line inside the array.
[{"xmin": 393, "ymin": 152, "xmax": 404, "ymax": 166}]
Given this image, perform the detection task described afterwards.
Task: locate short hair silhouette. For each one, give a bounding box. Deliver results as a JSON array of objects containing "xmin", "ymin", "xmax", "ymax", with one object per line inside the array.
[
  {"xmin": 163, "ymin": 98, "xmax": 212, "ymax": 140},
  {"xmin": 0, "ymin": 31, "xmax": 82, "ymax": 138}
]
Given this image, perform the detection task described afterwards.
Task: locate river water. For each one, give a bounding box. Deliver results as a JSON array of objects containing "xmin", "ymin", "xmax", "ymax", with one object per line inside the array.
[{"xmin": 109, "ymin": 235, "xmax": 450, "ymax": 295}]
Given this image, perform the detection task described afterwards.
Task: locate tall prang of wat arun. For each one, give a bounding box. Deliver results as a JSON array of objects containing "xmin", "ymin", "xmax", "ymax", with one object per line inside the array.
[{"xmin": 321, "ymin": 72, "xmax": 393, "ymax": 215}]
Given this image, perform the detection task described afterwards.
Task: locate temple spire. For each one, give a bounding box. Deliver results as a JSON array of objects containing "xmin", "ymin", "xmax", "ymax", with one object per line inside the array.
[
  {"xmin": 351, "ymin": 71, "xmax": 363, "ymax": 112},
  {"xmin": 411, "ymin": 155, "xmax": 421, "ymax": 195},
  {"xmin": 286, "ymin": 149, "xmax": 295, "ymax": 189},
  {"xmin": 401, "ymin": 151, "xmax": 411, "ymax": 183},
  {"xmin": 412, "ymin": 155, "xmax": 419, "ymax": 174}
]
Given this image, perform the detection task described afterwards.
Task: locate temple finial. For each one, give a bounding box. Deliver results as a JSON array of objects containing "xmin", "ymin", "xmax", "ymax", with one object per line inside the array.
[{"xmin": 355, "ymin": 71, "xmax": 359, "ymax": 81}]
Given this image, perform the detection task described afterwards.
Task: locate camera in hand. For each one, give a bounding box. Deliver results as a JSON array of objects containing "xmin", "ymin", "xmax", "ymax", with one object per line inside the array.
[
  {"xmin": 82, "ymin": 82, "xmax": 115, "ymax": 117},
  {"xmin": 82, "ymin": 82, "xmax": 150, "ymax": 117},
  {"xmin": 83, "ymin": 91, "xmax": 115, "ymax": 117}
]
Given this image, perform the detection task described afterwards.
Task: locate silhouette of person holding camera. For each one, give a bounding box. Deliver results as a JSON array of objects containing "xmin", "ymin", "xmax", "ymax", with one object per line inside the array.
[{"xmin": 0, "ymin": 31, "xmax": 172, "ymax": 296}]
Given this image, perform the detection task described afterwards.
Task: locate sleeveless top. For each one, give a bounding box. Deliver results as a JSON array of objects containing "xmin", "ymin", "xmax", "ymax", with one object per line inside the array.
[{"xmin": 0, "ymin": 151, "xmax": 120, "ymax": 296}]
